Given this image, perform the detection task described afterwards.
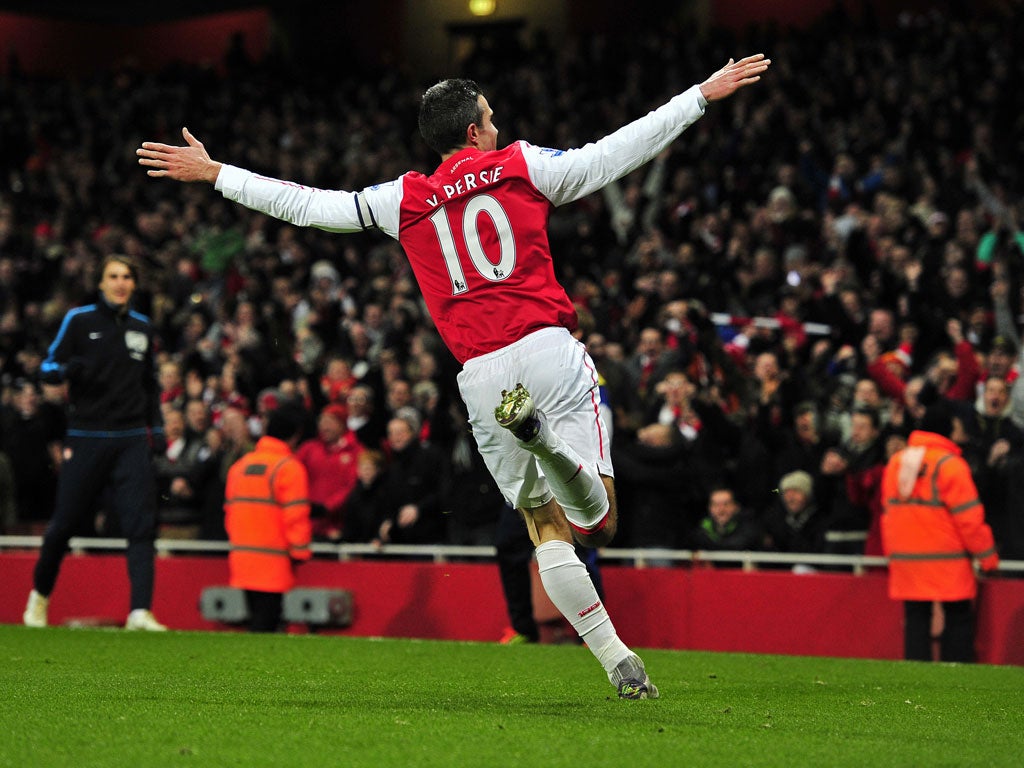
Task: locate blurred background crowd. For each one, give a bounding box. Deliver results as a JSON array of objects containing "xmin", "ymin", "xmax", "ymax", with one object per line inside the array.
[{"xmin": 1, "ymin": 2, "xmax": 1023, "ymax": 562}]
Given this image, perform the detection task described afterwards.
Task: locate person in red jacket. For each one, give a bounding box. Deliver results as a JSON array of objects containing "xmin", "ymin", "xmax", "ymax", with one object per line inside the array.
[
  {"xmin": 224, "ymin": 404, "xmax": 311, "ymax": 632},
  {"xmin": 881, "ymin": 399, "xmax": 1000, "ymax": 662},
  {"xmin": 863, "ymin": 319, "xmax": 980, "ymax": 406},
  {"xmin": 296, "ymin": 403, "xmax": 363, "ymax": 541}
]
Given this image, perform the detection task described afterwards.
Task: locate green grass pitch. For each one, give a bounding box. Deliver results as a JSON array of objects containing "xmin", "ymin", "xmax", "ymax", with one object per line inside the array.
[{"xmin": 2, "ymin": 625, "xmax": 1022, "ymax": 768}]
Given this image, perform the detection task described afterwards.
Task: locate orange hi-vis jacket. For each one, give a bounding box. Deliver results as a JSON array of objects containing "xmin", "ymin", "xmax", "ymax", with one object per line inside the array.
[
  {"xmin": 224, "ymin": 436, "xmax": 312, "ymax": 593},
  {"xmin": 881, "ymin": 430, "xmax": 999, "ymax": 601}
]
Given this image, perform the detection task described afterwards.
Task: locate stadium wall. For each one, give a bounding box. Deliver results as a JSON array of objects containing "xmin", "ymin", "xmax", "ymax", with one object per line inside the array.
[
  {"xmin": 0, "ymin": 8, "xmax": 270, "ymax": 74},
  {"xmin": 2, "ymin": 551, "xmax": 1022, "ymax": 664}
]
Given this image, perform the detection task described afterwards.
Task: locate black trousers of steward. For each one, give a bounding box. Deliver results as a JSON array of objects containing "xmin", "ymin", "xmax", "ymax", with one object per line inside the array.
[{"xmin": 903, "ymin": 599, "xmax": 975, "ymax": 663}]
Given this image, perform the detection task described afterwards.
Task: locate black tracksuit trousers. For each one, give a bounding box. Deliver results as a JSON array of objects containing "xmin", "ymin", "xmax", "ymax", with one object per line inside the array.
[{"xmin": 34, "ymin": 433, "xmax": 157, "ymax": 611}]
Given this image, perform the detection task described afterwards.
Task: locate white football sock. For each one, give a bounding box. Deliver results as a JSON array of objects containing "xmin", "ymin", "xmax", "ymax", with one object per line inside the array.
[
  {"xmin": 535, "ymin": 539, "xmax": 630, "ymax": 674},
  {"xmin": 522, "ymin": 420, "xmax": 609, "ymax": 532}
]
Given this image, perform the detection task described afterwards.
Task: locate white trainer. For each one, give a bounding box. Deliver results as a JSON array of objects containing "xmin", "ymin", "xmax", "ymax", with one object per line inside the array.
[
  {"xmin": 125, "ymin": 609, "xmax": 168, "ymax": 631},
  {"xmin": 23, "ymin": 589, "xmax": 49, "ymax": 628}
]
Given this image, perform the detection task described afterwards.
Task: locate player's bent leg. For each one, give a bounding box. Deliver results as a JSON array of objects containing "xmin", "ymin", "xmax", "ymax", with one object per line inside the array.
[
  {"xmin": 496, "ymin": 383, "xmax": 612, "ymax": 538},
  {"xmin": 571, "ymin": 476, "xmax": 617, "ymax": 549}
]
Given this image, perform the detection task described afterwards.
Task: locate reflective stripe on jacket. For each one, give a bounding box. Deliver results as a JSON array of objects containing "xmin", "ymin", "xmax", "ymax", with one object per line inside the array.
[
  {"xmin": 224, "ymin": 436, "xmax": 311, "ymax": 593},
  {"xmin": 881, "ymin": 430, "xmax": 997, "ymax": 601}
]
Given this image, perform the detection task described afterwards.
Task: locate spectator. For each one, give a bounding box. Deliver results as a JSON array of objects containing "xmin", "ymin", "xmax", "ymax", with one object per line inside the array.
[
  {"xmin": 643, "ymin": 370, "xmax": 744, "ymax": 498},
  {"xmin": 692, "ymin": 486, "xmax": 763, "ymax": 554},
  {"xmin": 182, "ymin": 398, "xmax": 213, "ymax": 444},
  {"xmin": 296, "ymin": 403, "xmax": 363, "ymax": 541},
  {"xmin": 158, "ymin": 359, "xmax": 186, "ymax": 409},
  {"xmin": 199, "ymin": 405, "xmax": 253, "ymax": 540},
  {"xmin": 0, "ymin": 378, "xmax": 63, "ymax": 531},
  {"xmin": 981, "ymin": 335, "xmax": 1017, "ymax": 387},
  {"xmin": 745, "ymin": 349, "xmax": 806, "ymax": 451},
  {"xmin": 319, "ymin": 354, "xmax": 357, "ymax": 407},
  {"xmin": 152, "ymin": 406, "xmax": 209, "ymax": 538},
  {"xmin": 338, "ymin": 449, "xmax": 389, "ymax": 544},
  {"xmin": 377, "ymin": 411, "xmax": 447, "ymax": 545},
  {"xmin": 384, "ymin": 378, "xmax": 414, "ymax": 421},
  {"xmin": 627, "ymin": 327, "xmax": 684, "ymax": 409},
  {"xmin": 960, "ymin": 376, "xmax": 1024, "ymax": 560},
  {"xmin": 614, "ymin": 422, "xmax": 704, "ymax": 554},
  {"xmin": 442, "ymin": 408, "xmax": 504, "ymax": 546},
  {"xmin": 763, "ymin": 470, "xmax": 826, "ymax": 555},
  {"xmin": 773, "ymin": 401, "xmax": 832, "ymax": 482},
  {"xmin": 818, "ymin": 406, "xmax": 886, "ymax": 555},
  {"xmin": 346, "ymin": 383, "xmax": 387, "ymax": 450}
]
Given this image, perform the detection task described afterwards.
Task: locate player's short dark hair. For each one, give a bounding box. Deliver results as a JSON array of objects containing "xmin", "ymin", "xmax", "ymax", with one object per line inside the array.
[
  {"xmin": 265, "ymin": 403, "xmax": 308, "ymax": 442},
  {"xmin": 418, "ymin": 78, "xmax": 484, "ymax": 155}
]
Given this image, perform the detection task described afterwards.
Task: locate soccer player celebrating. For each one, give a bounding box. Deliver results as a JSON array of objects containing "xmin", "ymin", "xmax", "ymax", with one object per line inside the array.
[{"xmin": 138, "ymin": 53, "xmax": 770, "ymax": 698}]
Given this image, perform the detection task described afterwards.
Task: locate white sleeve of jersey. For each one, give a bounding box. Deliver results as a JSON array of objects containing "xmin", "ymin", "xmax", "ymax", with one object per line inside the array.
[
  {"xmin": 215, "ymin": 165, "xmax": 403, "ymax": 239},
  {"xmin": 521, "ymin": 84, "xmax": 708, "ymax": 208}
]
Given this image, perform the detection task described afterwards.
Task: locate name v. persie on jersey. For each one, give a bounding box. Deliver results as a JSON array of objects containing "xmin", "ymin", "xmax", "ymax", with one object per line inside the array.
[{"xmin": 424, "ymin": 165, "xmax": 504, "ymax": 208}]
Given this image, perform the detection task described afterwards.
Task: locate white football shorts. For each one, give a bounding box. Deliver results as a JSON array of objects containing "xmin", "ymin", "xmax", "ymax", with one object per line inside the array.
[{"xmin": 457, "ymin": 326, "xmax": 613, "ymax": 510}]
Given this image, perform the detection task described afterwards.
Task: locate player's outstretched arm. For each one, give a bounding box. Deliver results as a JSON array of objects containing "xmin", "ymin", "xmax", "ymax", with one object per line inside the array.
[
  {"xmin": 698, "ymin": 53, "xmax": 771, "ymax": 102},
  {"xmin": 136, "ymin": 127, "xmax": 222, "ymax": 184}
]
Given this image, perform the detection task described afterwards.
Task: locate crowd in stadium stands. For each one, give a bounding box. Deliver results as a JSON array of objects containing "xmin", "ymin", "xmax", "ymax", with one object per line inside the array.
[{"xmin": 1, "ymin": 5, "xmax": 1023, "ymax": 564}]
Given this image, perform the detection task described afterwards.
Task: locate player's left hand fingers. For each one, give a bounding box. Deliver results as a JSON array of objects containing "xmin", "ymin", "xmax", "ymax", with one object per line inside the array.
[
  {"xmin": 139, "ymin": 141, "xmax": 178, "ymax": 152},
  {"xmin": 136, "ymin": 149, "xmax": 168, "ymax": 163}
]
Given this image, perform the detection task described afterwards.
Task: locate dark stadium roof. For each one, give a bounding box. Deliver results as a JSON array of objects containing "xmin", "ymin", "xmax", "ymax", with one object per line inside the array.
[{"xmin": 0, "ymin": 1, "xmax": 295, "ymax": 23}]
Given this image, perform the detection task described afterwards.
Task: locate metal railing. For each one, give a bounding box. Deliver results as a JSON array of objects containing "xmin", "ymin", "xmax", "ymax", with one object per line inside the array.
[{"xmin": 3, "ymin": 535, "xmax": 1022, "ymax": 576}]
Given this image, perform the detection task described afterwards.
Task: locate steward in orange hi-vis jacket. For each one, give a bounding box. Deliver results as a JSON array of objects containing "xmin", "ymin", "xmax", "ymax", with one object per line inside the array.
[
  {"xmin": 881, "ymin": 400, "xmax": 999, "ymax": 661},
  {"xmin": 224, "ymin": 404, "xmax": 311, "ymax": 632}
]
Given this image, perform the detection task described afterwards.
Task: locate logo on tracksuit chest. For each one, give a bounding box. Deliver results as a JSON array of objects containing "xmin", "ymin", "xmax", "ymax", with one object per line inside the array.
[{"xmin": 124, "ymin": 330, "xmax": 148, "ymax": 361}]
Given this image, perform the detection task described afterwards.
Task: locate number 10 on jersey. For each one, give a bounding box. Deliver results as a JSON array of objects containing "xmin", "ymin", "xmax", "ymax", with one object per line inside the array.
[{"xmin": 429, "ymin": 193, "xmax": 517, "ymax": 295}]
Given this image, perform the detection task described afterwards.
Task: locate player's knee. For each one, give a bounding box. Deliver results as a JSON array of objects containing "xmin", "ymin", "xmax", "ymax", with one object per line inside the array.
[{"xmin": 570, "ymin": 495, "xmax": 616, "ymax": 547}]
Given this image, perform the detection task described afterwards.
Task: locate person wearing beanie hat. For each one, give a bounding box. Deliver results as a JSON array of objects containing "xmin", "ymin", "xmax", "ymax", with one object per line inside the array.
[
  {"xmin": 881, "ymin": 406, "xmax": 1000, "ymax": 661},
  {"xmin": 779, "ymin": 470, "xmax": 812, "ymax": 497},
  {"xmin": 764, "ymin": 470, "xmax": 825, "ymax": 554},
  {"xmin": 295, "ymin": 403, "xmax": 363, "ymax": 541}
]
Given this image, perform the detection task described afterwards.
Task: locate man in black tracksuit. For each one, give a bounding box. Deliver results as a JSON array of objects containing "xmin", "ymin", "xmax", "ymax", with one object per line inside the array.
[{"xmin": 23, "ymin": 254, "xmax": 168, "ymax": 631}]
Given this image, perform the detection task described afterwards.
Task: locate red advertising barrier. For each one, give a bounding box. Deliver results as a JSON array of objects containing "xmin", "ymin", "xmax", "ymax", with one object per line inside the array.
[{"xmin": 2, "ymin": 551, "xmax": 1022, "ymax": 664}]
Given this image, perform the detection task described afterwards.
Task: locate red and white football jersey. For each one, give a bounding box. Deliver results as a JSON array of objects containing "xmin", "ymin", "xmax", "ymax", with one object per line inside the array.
[
  {"xmin": 396, "ymin": 143, "xmax": 576, "ymax": 362},
  {"xmin": 216, "ymin": 85, "xmax": 708, "ymax": 363}
]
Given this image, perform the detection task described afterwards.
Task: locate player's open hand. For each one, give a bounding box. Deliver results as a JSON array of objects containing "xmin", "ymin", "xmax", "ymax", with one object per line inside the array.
[
  {"xmin": 699, "ymin": 53, "xmax": 771, "ymax": 102},
  {"xmin": 136, "ymin": 127, "xmax": 221, "ymax": 183}
]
